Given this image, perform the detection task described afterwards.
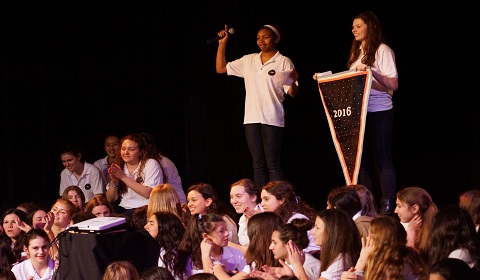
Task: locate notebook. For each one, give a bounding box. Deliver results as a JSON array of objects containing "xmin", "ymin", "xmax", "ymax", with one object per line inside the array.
[{"xmin": 71, "ymin": 216, "xmax": 127, "ymax": 232}]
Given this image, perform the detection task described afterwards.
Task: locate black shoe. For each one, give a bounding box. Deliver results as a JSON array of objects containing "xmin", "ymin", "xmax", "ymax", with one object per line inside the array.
[{"xmin": 380, "ymin": 198, "xmax": 395, "ymax": 216}]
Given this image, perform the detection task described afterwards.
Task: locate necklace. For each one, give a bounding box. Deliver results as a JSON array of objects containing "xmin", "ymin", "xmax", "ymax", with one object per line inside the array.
[{"xmin": 210, "ymin": 247, "xmax": 224, "ymax": 262}]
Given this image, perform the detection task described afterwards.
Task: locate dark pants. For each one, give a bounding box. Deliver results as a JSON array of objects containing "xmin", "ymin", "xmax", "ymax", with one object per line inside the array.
[
  {"xmin": 359, "ymin": 109, "xmax": 396, "ymax": 199},
  {"xmin": 244, "ymin": 123, "xmax": 284, "ymax": 188}
]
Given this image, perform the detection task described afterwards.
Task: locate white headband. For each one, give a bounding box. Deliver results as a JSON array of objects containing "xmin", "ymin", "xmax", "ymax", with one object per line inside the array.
[{"xmin": 264, "ymin": 25, "xmax": 280, "ymax": 42}]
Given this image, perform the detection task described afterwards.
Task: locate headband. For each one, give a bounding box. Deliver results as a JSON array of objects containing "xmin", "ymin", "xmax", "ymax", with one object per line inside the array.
[{"xmin": 264, "ymin": 24, "xmax": 280, "ymax": 42}]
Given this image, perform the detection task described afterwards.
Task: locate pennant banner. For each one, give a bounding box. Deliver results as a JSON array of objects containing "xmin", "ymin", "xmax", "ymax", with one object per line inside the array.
[{"xmin": 316, "ymin": 69, "xmax": 372, "ymax": 185}]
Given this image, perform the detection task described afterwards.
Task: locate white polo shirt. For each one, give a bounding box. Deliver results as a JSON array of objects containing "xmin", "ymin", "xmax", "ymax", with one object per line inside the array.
[
  {"xmin": 226, "ymin": 51, "xmax": 297, "ymax": 127},
  {"xmin": 59, "ymin": 162, "xmax": 104, "ymax": 201},
  {"xmin": 118, "ymin": 158, "xmax": 163, "ymax": 209}
]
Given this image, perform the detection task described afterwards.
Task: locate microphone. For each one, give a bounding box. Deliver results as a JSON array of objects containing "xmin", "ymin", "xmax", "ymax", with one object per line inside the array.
[{"xmin": 207, "ymin": 28, "xmax": 235, "ymax": 44}]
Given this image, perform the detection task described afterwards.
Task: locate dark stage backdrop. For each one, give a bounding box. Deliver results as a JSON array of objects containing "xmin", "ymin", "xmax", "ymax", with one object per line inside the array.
[{"xmin": 1, "ymin": 1, "xmax": 478, "ymax": 213}]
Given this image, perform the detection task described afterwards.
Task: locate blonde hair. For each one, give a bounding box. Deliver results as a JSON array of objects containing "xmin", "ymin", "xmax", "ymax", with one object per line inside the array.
[
  {"xmin": 147, "ymin": 183, "xmax": 184, "ymax": 222},
  {"xmin": 364, "ymin": 217, "xmax": 428, "ymax": 280}
]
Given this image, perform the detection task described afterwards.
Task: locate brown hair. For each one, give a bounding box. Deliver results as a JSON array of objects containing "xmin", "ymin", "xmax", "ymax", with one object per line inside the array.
[
  {"xmin": 102, "ymin": 261, "xmax": 140, "ymax": 280},
  {"xmin": 262, "ymin": 181, "xmax": 316, "ymax": 223},
  {"xmin": 230, "ymin": 178, "xmax": 260, "ymax": 204},
  {"xmin": 364, "ymin": 217, "xmax": 428, "ymax": 280},
  {"xmin": 347, "ymin": 11, "xmax": 386, "ymax": 68},
  {"xmin": 85, "ymin": 194, "xmax": 114, "ymax": 215},
  {"xmin": 459, "ymin": 189, "xmax": 480, "ymax": 226},
  {"xmin": 62, "ymin": 185, "xmax": 86, "ymax": 211},
  {"xmin": 396, "ymin": 186, "xmax": 438, "ymax": 257}
]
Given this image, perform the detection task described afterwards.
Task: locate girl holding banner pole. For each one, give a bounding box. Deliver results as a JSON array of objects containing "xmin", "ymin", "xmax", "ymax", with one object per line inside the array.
[{"xmin": 347, "ymin": 11, "xmax": 399, "ymax": 215}]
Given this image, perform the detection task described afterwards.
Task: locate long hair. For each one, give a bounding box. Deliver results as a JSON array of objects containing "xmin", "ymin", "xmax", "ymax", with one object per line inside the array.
[
  {"xmin": 85, "ymin": 194, "xmax": 114, "ymax": 216},
  {"xmin": 147, "ymin": 184, "xmax": 184, "ymax": 222},
  {"xmin": 102, "ymin": 260, "xmax": 140, "ymax": 280},
  {"xmin": 396, "ymin": 186, "xmax": 438, "ymax": 257},
  {"xmin": 347, "ymin": 11, "xmax": 386, "ymax": 68},
  {"xmin": 428, "ymin": 205, "xmax": 480, "ymax": 269},
  {"xmin": 186, "ymin": 183, "xmax": 236, "ymax": 222},
  {"xmin": 459, "ymin": 189, "xmax": 480, "ymax": 226},
  {"xmin": 364, "ymin": 216, "xmax": 428, "ymax": 280},
  {"xmin": 0, "ymin": 268, "xmax": 16, "ymax": 280},
  {"xmin": 262, "ymin": 181, "xmax": 316, "ymax": 223},
  {"xmin": 246, "ymin": 212, "xmax": 283, "ymax": 268},
  {"xmin": 151, "ymin": 212, "xmax": 187, "ymax": 279},
  {"xmin": 317, "ymin": 209, "xmax": 361, "ymax": 272},
  {"xmin": 1, "ymin": 208, "xmax": 28, "ymax": 261},
  {"xmin": 350, "ymin": 184, "xmax": 378, "ymax": 218},
  {"xmin": 364, "ymin": 244, "xmax": 428, "ymax": 280},
  {"xmin": 0, "ymin": 241, "xmax": 16, "ymax": 269},
  {"xmin": 61, "ymin": 185, "xmax": 86, "ymax": 211},
  {"xmin": 51, "ymin": 198, "xmax": 78, "ymax": 224},
  {"xmin": 113, "ymin": 133, "xmax": 156, "ymax": 196},
  {"xmin": 430, "ymin": 258, "xmax": 478, "ymax": 280},
  {"xmin": 177, "ymin": 213, "xmax": 224, "ymax": 269},
  {"xmin": 327, "ymin": 186, "xmax": 362, "ymax": 218}
]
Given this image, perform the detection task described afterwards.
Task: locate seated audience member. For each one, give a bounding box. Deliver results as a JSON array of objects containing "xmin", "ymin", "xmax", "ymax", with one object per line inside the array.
[
  {"xmin": 0, "ymin": 241, "xmax": 16, "ymax": 269},
  {"xmin": 59, "ymin": 143, "xmax": 104, "ymax": 202},
  {"xmin": 251, "ymin": 219, "xmax": 320, "ymax": 280},
  {"xmin": 43, "ymin": 198, "xmax": 77, "ymax": 245},
  {"xmin": 312, "ymin": 209, "xmax": 361, "ymax": 280},
  {"xmin": 350, "ymin": 184, "xmax": 379, "ymax": 218},
  {"xmin": 93, "ymin": 134, "xmax": 120, "ymax": 190},
  {"xmin": 1, "ymin": 208, "xmax": 28, "ymax": 262},
  {"xmin": 131, "ymin": 205, "xmax": 148, "ymax": 229},
  {"xmin": 187, "ymin": 273, "xmax": 219, "ymax": 280},
  {"xmin": 459, "ymin": 189, "xmax": 480, "ymax": 232},
  {"xmin": 16, "ymin": 202, "xmax": 39, "ymax": 217},
  {"xmin": 261, "ymin": 181, "xmax": 319, "ymax": 253},
  {"xmin": 141, "ymin": 132, "xmax": 187, "ymax": 204},
  {"xmin": 11, "ymin": 229, "xmax": 55, "ymax": 280},
  {"xmin": 102, "ymin": 260, "xmax": 141, "ymax": 280},
  {"xmin": 429, "ymin": 257, "xmax": 480, "ymax": 280},
  {"xmin": 144, "ymin": 212, "xmax": 189, "ymax": 280},
  {"xmin": 105, "ymin": 133, "xmax": 164, "ymax": 217},
  {"xmin": 141, "ymin": 266, "xmax": 176, "ymax": 280},
  {"xmin": 208, "ymin": 212, "xmax": 284, "ymax": 280},
  {"xmin": 85, "ymin": 194, "xmax": 114, "ymax": 217},
  {"xmin": 70, "ymin": 211, "xmax": 96, "ymax": 225},
  {"xmin": 177, "ymin": 214, "xmax": 246, "ymax": 275},
  {"xmin": 62, "ymin": 185, "xmax": 87, "ymax": 212},
  {"xmin": 0, "ymin": 268, "xmax": 16, "ymax": 280},
  {"xmin": 147, "ymin": 184, "xmax": 185, "ymax": 224},
  {"xmin": 229, "ymin": 178, "xmax": 263, "ymax": 253},
  {"xmin": 428, "ymin": 205, "xmax": 480, "ymax": 269},
  {"xmin": 327, "ymin": 185, "xmax": 372, "ymax": 237},
  {"xmin": 245, "ymin": 212, "xmax": 283, "ymax": 269},
  {"xmin": 341, "ymin": 216, "xmax": 428, "ymax": 280},
  {"xmin": 186, "ymin": 183, "xmax": 239, "ymax": 243},
  {"xmin": 394, "ymin": 186, "xmax": 438, "ymax": 258},
  {"xmin": 28, "ymin": 207, "xmax": 48, "ymax": 229}
]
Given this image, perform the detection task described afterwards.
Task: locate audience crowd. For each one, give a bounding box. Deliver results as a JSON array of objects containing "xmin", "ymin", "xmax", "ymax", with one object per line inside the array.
[{"xmin": 1, "ymin": 133, "xmax": 480, "ymax": 280}]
